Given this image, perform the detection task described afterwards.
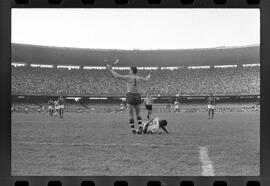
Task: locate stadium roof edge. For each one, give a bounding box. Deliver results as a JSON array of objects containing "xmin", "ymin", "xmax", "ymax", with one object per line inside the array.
[
  {"xmin": 12, "ymin": 43, "xmax": 259, "ymax": 52},
  {"xmin": 12, "ymin": 43, "xmax": 259, "ymax": 66}
]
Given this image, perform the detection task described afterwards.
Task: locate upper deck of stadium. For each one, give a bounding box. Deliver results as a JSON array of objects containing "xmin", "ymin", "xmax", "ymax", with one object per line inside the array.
[{"xmin": 12, "ymin": 43, "xmax": 259, "ymax": 67}]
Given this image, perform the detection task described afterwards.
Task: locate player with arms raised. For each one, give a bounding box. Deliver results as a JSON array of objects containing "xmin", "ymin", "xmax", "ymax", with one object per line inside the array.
[
  {"xmin": 107, "ymin": 62, "xmax": 151, "ymax": 134},
  {"xmin": 207, "ymin": 93, "xmax": 216, "ymax": 119}
]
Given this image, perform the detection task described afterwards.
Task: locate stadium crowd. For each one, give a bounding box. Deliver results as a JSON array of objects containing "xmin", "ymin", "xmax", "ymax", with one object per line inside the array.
[{"xmin": 12, "ymin": 66, "xmax": 260, "ymax": 96}]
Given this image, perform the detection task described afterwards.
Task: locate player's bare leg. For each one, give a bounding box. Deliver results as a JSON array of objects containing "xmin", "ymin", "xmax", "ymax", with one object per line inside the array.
[
  {"xmin": 208, "ymin": 109, "xmax": 211, "ymax": 119},
  {"xmin": 127, "ymin": 104, "xmax": 136, "ymax": 134},
  {"xmin": 211, "ymin": 109, "xmax": 214, "ymax": 119},
  {"xmin": 135, "ymin": 105, "xmax": 143, "ymax": 134},
  {"xmin": 147, "ymin": 110, "xmax": 152, "ymax": 120},
  {"xmin": 58, "ymin": 109, "xmax": 61, "ymax": 118},
  {"xmin": 60, "ymin": 108, "xmax": 63, "ymax": 118}
]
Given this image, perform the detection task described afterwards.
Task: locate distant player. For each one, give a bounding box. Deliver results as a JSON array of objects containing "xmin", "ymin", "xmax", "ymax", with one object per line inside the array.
[
  {"xmin": 90, "ymin": 105, "xmax": 95, "ymax": 113},
  {"xmin": 173, "ymin": 99, "xmax": 180, "ymax": 112},
  {"xmin": 11, "ymin": 107, "xmax": 14, "ymax": 114},
  {"xmin": 144, "ymin": 93, "xmax": 153, "ymax": 120},
  {"xmin": 54, "ymin": 100, "xmax": 59, "ymax": 117},
  {"xmin": 139, "ymin": 117, "xmax": 169, "ymax": 134},
  {"xmin": 24, "ymin": 106, "xmax": 29, "ymax": 113},
  {"xmin": 58, "ymin": 96, "xmax": 65, "ymax": 119},
  {"xmin": 120, "ymin": 103, "xmax": 125, "ymax": 112},
  {"xmin": 207, "ymin": 93, "xmax": 216, "ymax": 119},
  {"xmin": 107, "ymin": 64, "xmax": 151, "ymax": 134},
  {"xmin": 48, "ymin": 99, "xmax": 54, "ymax": 117}
]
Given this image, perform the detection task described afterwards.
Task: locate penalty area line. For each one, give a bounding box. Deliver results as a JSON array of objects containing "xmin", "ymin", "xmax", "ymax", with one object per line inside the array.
[
  {"xmin": 13, "ymin": 141, "xmax": 175, "ymax": 148},
  {"xmin": 199, "ymin": 146, "xmax": 214, "ymax": 176}
]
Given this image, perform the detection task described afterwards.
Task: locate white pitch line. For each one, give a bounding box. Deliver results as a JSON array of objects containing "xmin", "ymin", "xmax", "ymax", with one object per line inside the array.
[
  {"xmin": 13, "ymin": 141, "xmax": 175, "ymax": 148},
  {"xmin": 199, "ymin": 146, "xmax": 214, "ymax": 176}
]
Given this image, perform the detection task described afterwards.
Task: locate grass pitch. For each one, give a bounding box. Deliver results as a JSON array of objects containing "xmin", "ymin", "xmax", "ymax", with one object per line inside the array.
[{"xmin": 12, "ymin": 111, "xmax": 259, "ymax": 176}]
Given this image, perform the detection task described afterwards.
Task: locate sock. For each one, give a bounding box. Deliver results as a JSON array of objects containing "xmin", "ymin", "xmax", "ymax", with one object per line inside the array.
[
  {"xmin": 129, "ymin": 118, "xmax": 135, "ymax": 131},
  {"xmin": 137, "ymin": 116, "xmax": 142, "ymax": 128}
]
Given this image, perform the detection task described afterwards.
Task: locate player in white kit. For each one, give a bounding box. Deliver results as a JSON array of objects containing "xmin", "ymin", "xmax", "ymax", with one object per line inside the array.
[
  {"xmin": 120, "ymin": 103, "xmax": 125, "ymax": 112},
  {"xmin": 173, "ymin": 99, "xmax": 180, "ymax": 112}
]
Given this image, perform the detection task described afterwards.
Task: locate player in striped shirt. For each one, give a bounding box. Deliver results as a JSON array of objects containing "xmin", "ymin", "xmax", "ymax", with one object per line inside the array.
[
  {"xmin": 144, "ymin": 93, "xmax": 153, "ymax": 120},
  {"xmin": 139, "ymin": 117, "xmax": 169, "ymax": 134}
]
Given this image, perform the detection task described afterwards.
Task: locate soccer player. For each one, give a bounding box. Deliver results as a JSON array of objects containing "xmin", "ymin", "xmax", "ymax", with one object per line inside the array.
[
  {"xmin": 120, "ymin": 103, "xmax": 125, "ymax": 113},
  {"xmin": 58, "ymin": 96, "xmax": 65, "ymax": 119},
  {"xmin": 24, "ymin": 106, "xmax": 29, "ymax": 113},
  {"xmin": 207, "ymin": 93, "xmax": 216, "ymax": 119},
  {"xmin": 140, "ymin": 117, "xmax": 169, "ymax": 134},
  {"xmin": 173, "ymin": 99, "xmax": 180, "ymax": 112},
  {"xmin": 48, "ymin": 99, "xmax": 54, "ymax": 117},
  {"xmin": 107, "ymin": 64, "xmax": 151, "ymax": 134},
  {"xmin": 38, "ymin": 107, "xmax": 42, "ymax": 113},
  {"xmin": 144, "ymin": 93, "xmax": 153, "ymax": 120},
  {"xmin": 90, "ymin": 105, "xmax": 95, "ymax": 113},
  {"xmin": 54, "ymin": 100, "xmax": 59, "ymax": 117}
]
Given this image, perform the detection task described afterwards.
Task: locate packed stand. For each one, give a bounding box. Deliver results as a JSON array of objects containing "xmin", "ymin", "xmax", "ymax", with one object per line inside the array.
[{"xmin": 12, "ymin": 66, "xmax": 260, "ymax": 96}]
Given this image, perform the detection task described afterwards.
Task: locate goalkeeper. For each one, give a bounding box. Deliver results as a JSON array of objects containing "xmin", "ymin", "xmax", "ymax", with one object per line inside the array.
[{"xmin": 138, "ymin": 117, "xmax": 169, "ymax": 134}]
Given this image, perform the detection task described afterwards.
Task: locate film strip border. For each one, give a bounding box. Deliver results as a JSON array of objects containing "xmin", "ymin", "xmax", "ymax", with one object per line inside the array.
[
  {"xmin": 1, "ymin": 0, "xmax": 269, "ymax": 186},
  {"xmin": 10, "ymin": 179, "xmax": 266, "ymax": 186},
  {"xmin": 12, "ymin": 0, "xmax": 260, "ymax": 7}
]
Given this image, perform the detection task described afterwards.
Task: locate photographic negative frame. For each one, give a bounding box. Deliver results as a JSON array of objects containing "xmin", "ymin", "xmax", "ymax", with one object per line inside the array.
[{"xmin": 1, "ymin": 0, "xmax": 270, "ymax": 186}]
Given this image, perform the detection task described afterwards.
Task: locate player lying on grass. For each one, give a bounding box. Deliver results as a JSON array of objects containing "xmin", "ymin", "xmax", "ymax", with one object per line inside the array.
[
  {"xmin": 136, "ymin": 117, "xmax": 169, "ymax": 134},
  {"xmin": 107, "ymin": 64, "xmax": 151, "ymax": 134}
]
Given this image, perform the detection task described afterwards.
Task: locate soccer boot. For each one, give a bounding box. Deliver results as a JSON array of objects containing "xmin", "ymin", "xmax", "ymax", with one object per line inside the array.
[{"xmin": 137, "ymin": 125, "xmax": 143, "ymax": 134}]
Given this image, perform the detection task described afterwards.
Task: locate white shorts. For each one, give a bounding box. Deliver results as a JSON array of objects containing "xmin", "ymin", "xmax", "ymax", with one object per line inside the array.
[
  {"xmin": 55, "ymin": 106, "xmax": 60, "ymax": 110},
  {"xmin": 48, "ymin": 106, "xmax": 53, "ymax": 110},
  {"xmin": 59, "ymin": 105, "xmax": 64, "ymax": 109},
  {"xmin": 208, "ymin": 105, "xmax": 215, "ymax": 109}
]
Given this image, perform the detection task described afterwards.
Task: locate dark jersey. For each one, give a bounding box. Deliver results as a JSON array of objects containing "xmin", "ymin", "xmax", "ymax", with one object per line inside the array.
[
  {"xmin": 207, "ymin": 97, "xmax": 216, "ymax": 105},
  {"xmin": 58, "ymin": 97, "xmax": 65, "ymax": 105}
]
